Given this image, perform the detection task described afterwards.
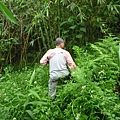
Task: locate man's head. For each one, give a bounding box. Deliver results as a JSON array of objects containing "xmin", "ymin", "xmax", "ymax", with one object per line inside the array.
[{"xmin": 56, "ymin": 38, "xmax": 64, "ymax": 48}]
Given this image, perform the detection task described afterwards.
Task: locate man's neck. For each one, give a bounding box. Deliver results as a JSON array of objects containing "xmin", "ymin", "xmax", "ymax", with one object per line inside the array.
[{"xmin": 56, "ymin": 46, "xmax": 61, "ymax": 48}]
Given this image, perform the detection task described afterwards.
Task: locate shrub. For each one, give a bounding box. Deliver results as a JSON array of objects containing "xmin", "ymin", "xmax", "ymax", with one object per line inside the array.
[{"xmin": 0, "ymin": 35, "xmax": 120, "ymax": 120}]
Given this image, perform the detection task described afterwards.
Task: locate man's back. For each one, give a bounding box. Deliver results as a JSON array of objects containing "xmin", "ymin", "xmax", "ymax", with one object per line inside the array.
[{"xmin": 49, "ymin": 48, "xmax": 69, "ymax": 80}]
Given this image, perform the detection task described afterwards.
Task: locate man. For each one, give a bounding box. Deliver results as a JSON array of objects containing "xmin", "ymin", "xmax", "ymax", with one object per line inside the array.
[{"xmin": 40, "ymin": 38, "xmax": 76, "ymax": 99}]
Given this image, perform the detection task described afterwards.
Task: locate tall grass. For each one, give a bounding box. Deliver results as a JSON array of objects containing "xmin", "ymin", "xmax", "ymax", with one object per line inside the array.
[{"xmin": 0, "ymin": 35, "xmax": 120, "ymax": 120}]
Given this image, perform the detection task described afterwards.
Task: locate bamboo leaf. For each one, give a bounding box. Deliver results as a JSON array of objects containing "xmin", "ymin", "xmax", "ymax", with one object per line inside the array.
[
  {"xmin": 29, "ymin": 69, "xmax": 35, "ymax": 86},
  {"xmin": 113, "ymin": 5, "xmax": 119, "ymax": 14},
  {"xmin": 0, "ymin": 1, "xmax": 18, "ymax": 24}
]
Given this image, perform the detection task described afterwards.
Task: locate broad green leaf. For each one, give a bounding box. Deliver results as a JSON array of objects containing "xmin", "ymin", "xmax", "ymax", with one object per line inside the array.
[
  {"xmin": 80, "ymin": 114, "xmax": 88, "ymax": 120},
  {"xmin": 68, "ymin": 17, "xmax": 74, "ymax": 23},
  {"xmin": 60, "ymin": 21, "xmax": 68, "ymax": 26},
  {"xmin": 0, "ymin": 1, "xmax": 18, "ymax": 24},
  {"xmin": 80, "ymin": 27, "xmax": 86, "ymax": 33},
  {"xmin": 67, "ymin": 2, "xmax": 76, "ymax": 11},
  {"xmin": 70, "ymin": 25, "xmax": 76, "ymax": 29},
  {"xmin": 76, "ymin": 34, "xmax": 82, "ymax": 38},
  {"xmin": 62, "ymin": 30, "xmax": 69, "ymax": 34},
  {"xmin": 0, "ymin": 58, "xmax": 5, "ymax": 61}
]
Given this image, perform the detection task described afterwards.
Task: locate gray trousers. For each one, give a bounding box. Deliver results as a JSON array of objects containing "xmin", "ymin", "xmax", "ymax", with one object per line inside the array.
[
  {"xmin": 48, "ymin": 74, "xmax": 70, "ymax": 99},
  {"xmin": 48, "ymin": 78, "xmax": 58, "ymax": 99}
]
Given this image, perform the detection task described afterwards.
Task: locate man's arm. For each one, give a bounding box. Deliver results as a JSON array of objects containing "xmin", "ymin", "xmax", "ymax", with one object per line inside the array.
[
  {"xmin": 40, "ymin": 49, "xmax": 55, "ymax": 66},
  {"xmin": 65, "ymin": 51, "xmax": 76, "ymax": 70},
  {"xmin": 40, "ymin": 51, "xmax": 49, "ymax": 66}
]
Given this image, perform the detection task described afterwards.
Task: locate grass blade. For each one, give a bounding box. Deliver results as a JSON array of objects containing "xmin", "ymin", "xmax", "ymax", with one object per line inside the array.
[
  {"xmin": 118, "ymin": 44, "xmax": 120, "ymax": 71},
  {"xmin": 26, "ymin": 110, "xmax": 35, "ymax": 119},
  {"xmin": 29, "ymin": 70, "xmax": 35, "ymax": 86},
  {"xmin": 28, "ymin": 89, "xmax": 40, "ymax": 100}
]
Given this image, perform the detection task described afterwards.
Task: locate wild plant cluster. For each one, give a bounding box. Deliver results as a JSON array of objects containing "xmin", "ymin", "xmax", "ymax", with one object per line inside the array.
[
  {"xmin": 1, "ymin": 0, "xmax": 120, "ymax": 70},
  {"xmin": 0, "ymin": 35, "xmax": 120, "ymax": 120}
]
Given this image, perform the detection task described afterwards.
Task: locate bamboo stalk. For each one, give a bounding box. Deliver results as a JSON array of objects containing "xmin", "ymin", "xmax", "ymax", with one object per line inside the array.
[
  {"xmin": 19, "ymin": 33, "xmax": 29, "ymax": 69},
  {"xmin": 58, "ymin": 0, "xmax": 60, "ymax": 37},
  {"xmin": 43, "ymin": 20, "xmax": 50, "ymax": 49},
  {"xmin": 39, "ymin": 26, "xmax": 47, "ymax": 51},
  {"xmin": 48, "ymin": 20, "xmax": 54, "ymax": 48}
]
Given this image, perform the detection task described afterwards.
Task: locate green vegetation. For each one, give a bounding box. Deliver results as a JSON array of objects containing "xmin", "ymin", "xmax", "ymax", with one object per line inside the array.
[
  {"xmin": 0, "ymin": 36, "xmax": 120, "ymax": 119},
  {"xmin": 0, "ymin": 0, "xmax": 120, "ymax": 119},
  {"xmin": 0, "ymin": 0, "xmax": 120, "ymax": 69}
]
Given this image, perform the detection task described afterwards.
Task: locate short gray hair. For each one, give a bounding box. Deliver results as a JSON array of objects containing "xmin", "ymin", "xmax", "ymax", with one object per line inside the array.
[{"xmin": 56, "ymin": 38, "xmax": 64, "ymax": 46}]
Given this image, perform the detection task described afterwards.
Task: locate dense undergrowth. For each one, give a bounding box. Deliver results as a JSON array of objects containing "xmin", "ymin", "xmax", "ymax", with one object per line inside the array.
[{"xmin": 0, "ymin": 35, "xmax": 120, "ymax": 120}]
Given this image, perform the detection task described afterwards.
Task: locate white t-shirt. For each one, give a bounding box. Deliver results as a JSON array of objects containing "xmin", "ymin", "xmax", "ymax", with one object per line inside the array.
[{"xmin": 49, "ymin": 48, "xmax": 69, "ymax": 80}]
